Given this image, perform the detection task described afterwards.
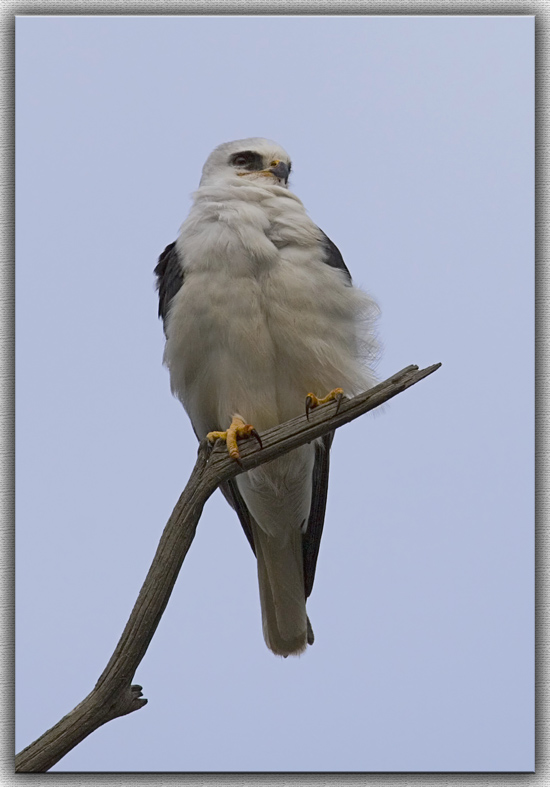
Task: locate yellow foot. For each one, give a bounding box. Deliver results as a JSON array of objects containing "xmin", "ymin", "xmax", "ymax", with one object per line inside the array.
[
  {"xmin": 207, "ymin": 415, "xmax": 262, "ymax": 463},
  {"xmin": 304, "ymin": 388, "xmax": 345, "ymax": 421}
]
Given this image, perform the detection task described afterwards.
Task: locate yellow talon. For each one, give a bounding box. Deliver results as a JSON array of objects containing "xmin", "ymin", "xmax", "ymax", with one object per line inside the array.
[
  {"xmin": 207, "ymin": 415, "xmax": 262, "ymax": 463},
  {"xmin": 305, "ymin": 388, "xmax": 345, "ymax": 421}
]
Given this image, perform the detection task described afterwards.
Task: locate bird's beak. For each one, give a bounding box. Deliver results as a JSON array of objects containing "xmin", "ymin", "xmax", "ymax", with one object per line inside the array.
[{"xmin": 268, "ymin": 160, "xmax": 290, "ymax": 183}]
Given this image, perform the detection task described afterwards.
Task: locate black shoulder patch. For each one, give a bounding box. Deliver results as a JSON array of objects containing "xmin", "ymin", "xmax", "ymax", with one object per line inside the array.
[
  {"xmin": 154, "ymin": 241, "xmax": 184, "ymax": 334},
  {"xmin": 318, "ymin": 229, "xmax": 352, "ymax": 284}
]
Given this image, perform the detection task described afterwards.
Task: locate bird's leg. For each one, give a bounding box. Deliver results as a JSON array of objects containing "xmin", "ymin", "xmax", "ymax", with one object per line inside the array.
[
  {"xmin": 207, "ymin": 415, "xmax": 262, "ymax": 463},
  {"xmin": 304, "ymin": 388, "xmax": 345, "ymax": 421}
]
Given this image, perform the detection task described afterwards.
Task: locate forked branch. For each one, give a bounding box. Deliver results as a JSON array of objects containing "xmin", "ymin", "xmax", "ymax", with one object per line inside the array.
[{"xmin": 15, "ymin": 362, "xmax": 441, "ymax": 772}]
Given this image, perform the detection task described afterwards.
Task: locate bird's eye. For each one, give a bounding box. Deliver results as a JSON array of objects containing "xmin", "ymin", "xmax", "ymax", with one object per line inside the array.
[{"xmin": 229, "ymin": 151, "xmax": 263, "ymax": 171}]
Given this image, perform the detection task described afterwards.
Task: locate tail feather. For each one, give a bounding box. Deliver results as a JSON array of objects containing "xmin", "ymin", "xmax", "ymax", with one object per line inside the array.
[{"xmin": 253, "ymin": 524, "xmax": 308, "ymax": 657}]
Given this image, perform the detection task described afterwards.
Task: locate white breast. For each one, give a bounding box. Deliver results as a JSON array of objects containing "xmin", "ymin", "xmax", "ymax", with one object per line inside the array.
[{"xmin": 163, "ymin": 181, "xmax": 378, "ymax": 437}]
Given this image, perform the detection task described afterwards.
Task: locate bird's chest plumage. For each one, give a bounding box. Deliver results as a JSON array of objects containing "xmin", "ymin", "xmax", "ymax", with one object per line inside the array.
[{"xmin": 164, "ymin": 186, "xmax": 362, "ymax": 435}]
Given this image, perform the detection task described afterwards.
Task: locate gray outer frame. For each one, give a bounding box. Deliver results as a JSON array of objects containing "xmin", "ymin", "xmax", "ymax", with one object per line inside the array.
[{"xmin": 4, "ymin": 2, "xmax": 544, "ymax": 785}]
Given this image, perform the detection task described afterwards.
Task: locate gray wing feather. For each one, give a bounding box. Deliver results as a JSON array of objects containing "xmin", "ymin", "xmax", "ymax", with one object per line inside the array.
[{"xmin": 154, "ymin": 241, "xmax": 184, "ymax": 334}]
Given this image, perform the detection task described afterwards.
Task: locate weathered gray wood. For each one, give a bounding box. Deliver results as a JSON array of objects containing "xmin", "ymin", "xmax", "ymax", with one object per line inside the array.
[{"xmin": 15, "ymin": 362, "xmax": 441, "ymax": 772}]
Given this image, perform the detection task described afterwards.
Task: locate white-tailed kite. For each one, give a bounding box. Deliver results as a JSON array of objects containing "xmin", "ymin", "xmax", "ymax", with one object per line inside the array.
[{"xmin": 155, "ymin": 138, "xmax": 379, "ymax": 657}]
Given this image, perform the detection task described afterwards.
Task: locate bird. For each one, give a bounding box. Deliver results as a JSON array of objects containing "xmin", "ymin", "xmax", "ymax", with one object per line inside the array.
[{"xmin": 155, "ymin": 138, "xmax": 379, "ymax": 657}]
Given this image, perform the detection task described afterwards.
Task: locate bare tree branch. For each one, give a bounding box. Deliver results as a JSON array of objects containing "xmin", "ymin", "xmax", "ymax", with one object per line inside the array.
[{"xmin": 15, "ymin": 362, "xmax": 441, "ymax": 772}]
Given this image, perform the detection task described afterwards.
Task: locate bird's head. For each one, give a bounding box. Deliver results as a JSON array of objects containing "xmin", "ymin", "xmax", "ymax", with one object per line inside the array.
[{"xmin": 199, "ymin": 138, "xmax": 292, "ymax": 189}]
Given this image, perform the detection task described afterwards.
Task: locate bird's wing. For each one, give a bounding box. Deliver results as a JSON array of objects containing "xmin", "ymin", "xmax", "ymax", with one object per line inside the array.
[
  {"xmin": 220, "ymin": 480, "xmax": 256, "ymax": 555},
  {"xmin": 302, "ymin": 432, "xmax": 334, "ymax": 598},
  {"xmin": 296, "ymin": 228, "xmax": 348, "ymax": 596},
  {"xmin": 154, "ymin": 241, "xmax": 185, "ymax": 334},
  {"xmin": 317, "ymin": 229, "xmax": 352, "ymax": 283}
]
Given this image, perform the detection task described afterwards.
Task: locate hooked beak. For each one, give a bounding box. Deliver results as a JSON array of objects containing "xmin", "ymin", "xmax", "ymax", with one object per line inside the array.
[{"xmin": 268, "ymin": 160, "xmax": 290, "ymax": 183}]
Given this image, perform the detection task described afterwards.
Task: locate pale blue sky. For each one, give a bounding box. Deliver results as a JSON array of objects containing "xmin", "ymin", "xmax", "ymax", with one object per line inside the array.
[{"xmin": 16, "ymin": 15, "xmax": 534, "ymax": 772}]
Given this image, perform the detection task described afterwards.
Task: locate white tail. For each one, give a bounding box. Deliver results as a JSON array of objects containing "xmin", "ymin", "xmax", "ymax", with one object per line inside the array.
[{"xmin": 253, "ymin": 524, "xmax": 308, "ymax": 656}]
